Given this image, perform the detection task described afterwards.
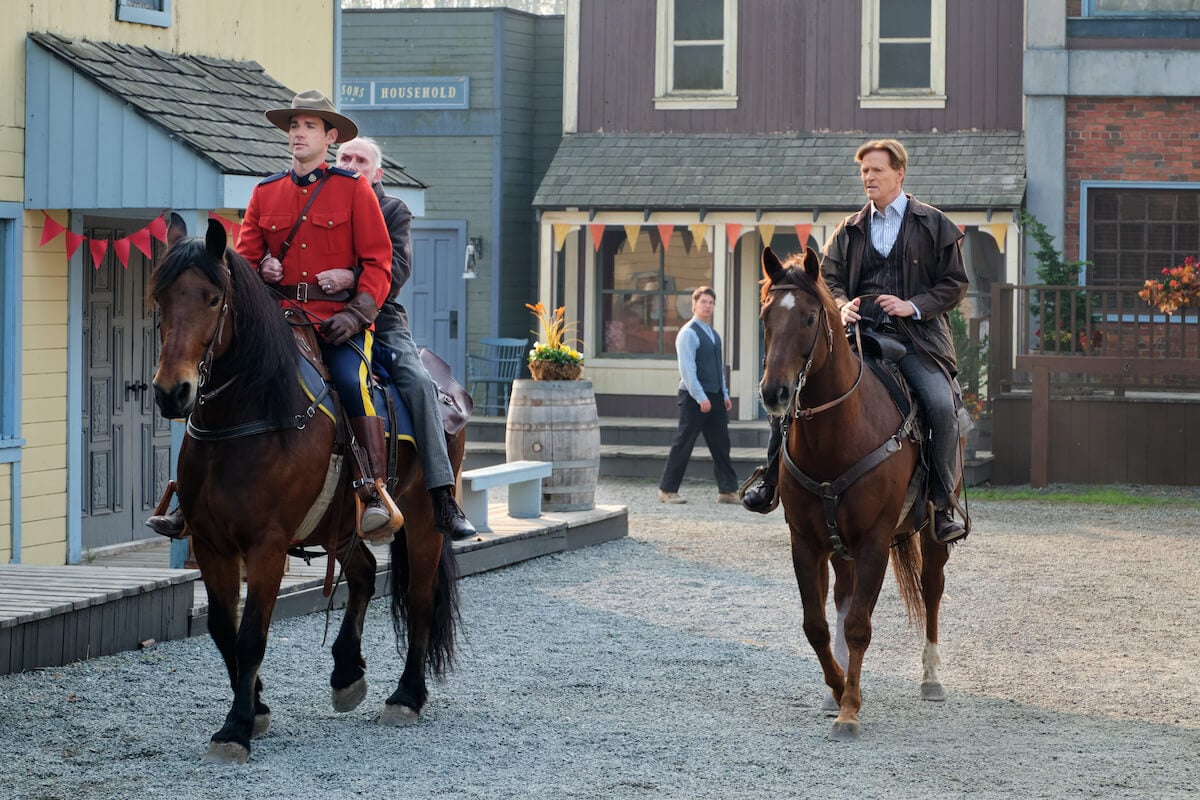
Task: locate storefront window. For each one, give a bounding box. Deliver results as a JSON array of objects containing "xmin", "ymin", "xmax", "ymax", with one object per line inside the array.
[{"xmin": 598, "ymin": 226, "xmax": 713, "ymax": 356}]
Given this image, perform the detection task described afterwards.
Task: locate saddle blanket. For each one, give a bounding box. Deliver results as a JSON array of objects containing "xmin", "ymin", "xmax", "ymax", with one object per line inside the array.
[{"xmin": 296, "ymin": 354, "xmax": 417, "ymax": 448}]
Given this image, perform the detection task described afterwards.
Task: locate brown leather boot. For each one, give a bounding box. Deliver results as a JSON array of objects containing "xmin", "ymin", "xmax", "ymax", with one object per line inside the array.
[{"xmin": 349, "ymin": 416, "xmax": 404, "ymax": 543}]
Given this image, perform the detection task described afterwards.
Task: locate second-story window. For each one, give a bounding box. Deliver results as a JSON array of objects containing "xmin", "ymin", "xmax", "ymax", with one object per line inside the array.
[
  {"xmin": 860, "ymin": 0, "xmax": 946, "ymax": 109},
  {"xmin": 655, "ymin": 0, "xmax": 739, "ymax": 110}
]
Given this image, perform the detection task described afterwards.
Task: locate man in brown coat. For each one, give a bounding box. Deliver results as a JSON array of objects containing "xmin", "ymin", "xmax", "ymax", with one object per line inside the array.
[{"xmin": 742, "ymin": 138, "xmax": 970, "ymax": 544}]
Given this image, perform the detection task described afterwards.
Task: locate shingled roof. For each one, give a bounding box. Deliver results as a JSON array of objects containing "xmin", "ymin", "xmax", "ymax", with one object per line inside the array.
[
  {"xmin": 29, "ymin": 32, "xmax": 424, "ymax": 188},
  {"xmin": 534, "ymin": 132, "xmax": 1025, "ymax": 211}
]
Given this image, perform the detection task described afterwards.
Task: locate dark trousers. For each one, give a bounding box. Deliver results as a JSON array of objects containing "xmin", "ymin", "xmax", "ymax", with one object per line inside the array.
[
  {"xmin": 897, "ymin": 344, "xmax": 960, "ymax": 508},
  {"xmin": 659, "ymin": 390, "xmax": 738, "ymax": 494}
]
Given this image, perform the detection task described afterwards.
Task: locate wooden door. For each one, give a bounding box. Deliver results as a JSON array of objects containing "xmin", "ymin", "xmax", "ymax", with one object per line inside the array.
[
  {"xmin": 81, "ymin": 221, "xmax": 172, "ymax": 550},
  {"xmin": 403, "ymin": 226, "xmax": 467, "ymax": 381}
]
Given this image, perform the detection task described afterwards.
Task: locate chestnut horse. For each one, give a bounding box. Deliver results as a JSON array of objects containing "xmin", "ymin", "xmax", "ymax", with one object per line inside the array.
[
  {"xmin": 150, "ymin": 220, "xmax": 461, "ymax": 763},
  {"xmin": 758, "ymin": 246, "xmax": 951, "ymax": 741}
]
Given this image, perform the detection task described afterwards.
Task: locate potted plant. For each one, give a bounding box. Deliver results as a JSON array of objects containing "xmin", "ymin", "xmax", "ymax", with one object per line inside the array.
[
  {"xmin": 525, "ymin": 302, "xmax": 584, "ymax": 381},
  {"xmin": 1140, "ymin": 256, "xmax": 1199, "ymax": 314},
  {"xmin": 1020, "ymin": 211, "xmax": 1095, "ymax": 353}
]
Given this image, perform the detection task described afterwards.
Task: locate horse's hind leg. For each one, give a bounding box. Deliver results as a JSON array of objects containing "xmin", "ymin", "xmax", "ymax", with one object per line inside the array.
[
  {"xmin": 919, "ymin": 533, "xmax": 951, "ymax": 702},
  {"xmin": 203, "ymin": 539, "xmax": 288, "ymax": 764},
  {"xmin": 330, "ymin": 538, "xmax": 377, "ymax": 712}
]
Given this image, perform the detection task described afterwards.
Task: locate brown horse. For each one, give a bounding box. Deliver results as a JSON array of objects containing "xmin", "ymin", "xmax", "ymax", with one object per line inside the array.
[
  {"xmin": 758, "ymin": 246, "xmax": 951, "ymax": 741},
  {"xmin": 150, "ymin": 219, "xmax": 461, "ymax": 763}
]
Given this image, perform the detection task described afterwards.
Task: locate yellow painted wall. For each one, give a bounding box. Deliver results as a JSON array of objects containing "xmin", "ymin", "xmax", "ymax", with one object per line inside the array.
[
  {"xmin": 0, "ymin": 0, "xmax": 336, "ymax": 203},
  {"xmin": 0, "ymin": 0, "xmax": 335, "ymax": 562},
  {"xmin": 18, "ymin": 211, "xmax": 68, "ymax": 564}
]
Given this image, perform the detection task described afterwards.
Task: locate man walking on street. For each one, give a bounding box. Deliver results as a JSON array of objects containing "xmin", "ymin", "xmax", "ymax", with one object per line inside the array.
[{"xmin": 657, "ymin": 286, "xmax": 739, "ymax": 505}]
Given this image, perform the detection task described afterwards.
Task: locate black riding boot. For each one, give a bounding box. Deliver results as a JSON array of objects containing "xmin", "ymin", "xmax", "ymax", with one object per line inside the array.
[
  {"xmin": 146, "ymin": 507, "xmax": 187, "ymax": 539},
  {"xmin": 741, "ymin": 415, "xmax": 783, "ymax": 514},
  {"xmin": 350, "ymin": 416, "xmax": 404, "ymax": 543},
  {"xmin": 432, "ymin": 486, "xmax": 476, "ymax": 541}
]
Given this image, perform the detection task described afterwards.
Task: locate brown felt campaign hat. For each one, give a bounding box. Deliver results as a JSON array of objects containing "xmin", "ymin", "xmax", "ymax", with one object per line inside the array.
[{"xmin": 265, "ymin": 90, "xmax": 358, "ymax": 143}]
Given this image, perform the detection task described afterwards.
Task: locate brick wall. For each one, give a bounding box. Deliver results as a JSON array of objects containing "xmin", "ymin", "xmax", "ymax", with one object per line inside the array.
[
  {"xmin": 1067, "ymin": 0, "xmax": 1081, "ymax": 17},
  {"xmin": 1063, "ymin": 96, "xmax": 1200, "ymax": 261}
]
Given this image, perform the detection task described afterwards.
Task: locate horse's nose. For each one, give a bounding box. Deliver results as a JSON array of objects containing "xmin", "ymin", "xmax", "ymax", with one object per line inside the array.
[
  {"xmin": 760, "ymin": 382, "xmax": 791, "ymax": 414},
  {"xmin": 153, "ymin": 381, "xmax": 193, "ymax": 418}
]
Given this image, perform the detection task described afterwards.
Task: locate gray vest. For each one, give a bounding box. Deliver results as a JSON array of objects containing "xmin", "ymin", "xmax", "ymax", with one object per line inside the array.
[{"xmin": 685, "ymin": 318, "xmax": 724, "ymax": 395}]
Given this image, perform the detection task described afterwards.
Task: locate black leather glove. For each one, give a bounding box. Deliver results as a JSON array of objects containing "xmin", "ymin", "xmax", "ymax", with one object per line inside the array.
[{"xmin": 319, "ymin": 292, "xmax": 379, "ymax": 346}]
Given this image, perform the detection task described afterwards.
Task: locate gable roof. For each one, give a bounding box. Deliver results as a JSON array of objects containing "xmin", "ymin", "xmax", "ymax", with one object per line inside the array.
[
  {"xmin": 28, "ymin": 32, "xmax": 424, "ymax": 188},
  {"xmin": 533, "ymin": 131, "xmax": 1025, "ymax": 212}
]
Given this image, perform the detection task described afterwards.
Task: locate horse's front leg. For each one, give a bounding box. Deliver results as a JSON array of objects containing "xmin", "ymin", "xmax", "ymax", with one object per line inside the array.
[
  {"xmin": 203, "ymin": 539, "xmax": 288, "ymax": 764},
  {"xmin": 330, "ymin": 538, "xmax": 377, "ymax": 712},
  {"xmin": 821, "ymin": 557, "xmax": 857, "ymax": 714},
  {"xmin": 830, "ymin": 539, "xmax": 890, "ymax": 742},
  {"xmin": 790, "ymin": 533, "xmax": 846, "ymax": 709}
]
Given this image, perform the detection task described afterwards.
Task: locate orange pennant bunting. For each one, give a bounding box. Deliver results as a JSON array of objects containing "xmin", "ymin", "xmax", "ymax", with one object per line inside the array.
[
  {"xmin": 957, "ymin": 224, "xmax": 967, "ymax": 232},
  {"xmin": 794, "ymin": 224, "xmax": 813, "ymax": 245},
  {"xmin": 89, "ymin": 239, "xmax": 108, "ymax": 270},
  {"xmin": 656, "ymin": 224, "xmax": 674, "ymax": 254},
  {"xmin": 588, "ymin": 223, "xmax": 605, "ymax": 252},
  {"xmin": 113, "ymin": 237, "xmax": 131, "ymax": 269},
  {"xmin": 40, "ymin": 212, "xmax": 66, "ymax": 246},
  {"xmin": 148, "ymin": 214, "xmax": 168, "ymax": 243},
  {"xmin": 64, "ymin": 231, "xmax": 85, "ymax": 260},
  {"xmin": 725, "ymin": 223, "xmax": 742, "ymax": 248},
  {"xmin": 129, "ymin": 228, "xmax": 153, "ymax": 259}
]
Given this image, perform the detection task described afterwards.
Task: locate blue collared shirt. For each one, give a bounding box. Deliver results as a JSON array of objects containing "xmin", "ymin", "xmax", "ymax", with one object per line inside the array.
[
  {"xmin": 868, "ymin": 193, "xmax": 922, "ymax": 319},
  {"xmin": 676, "ymin": 318, "xmax": 728, "ymax": 404}
]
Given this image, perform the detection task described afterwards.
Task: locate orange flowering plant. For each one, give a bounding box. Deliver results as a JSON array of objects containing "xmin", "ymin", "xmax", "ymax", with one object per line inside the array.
[
  {"xmin": 1140, "ymin": 256, "xmax": 1199, "ymax": 314},
  {"xmin": 525, "ymin": 302, "xmax": 584, "ymax": 380}
]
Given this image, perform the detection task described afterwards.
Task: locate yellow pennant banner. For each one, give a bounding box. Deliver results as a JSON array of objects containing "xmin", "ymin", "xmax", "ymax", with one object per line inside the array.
[
  {"xmin": 553, "ymin": 223, "xmax": 573, "ymax": 251},
  {"xmin": 688, "ymin": 223, "xmax": 710, "ymax": 251},
  {"xmin": 986, "ymin": 223, "xmax": 1008, "ymax": 253},
  {"xmin": 624, "ymin": 224, "xmax": 642, "ymax": 252},
  {"xmin": 758, "ymin": 224, "xmax": 776, "ymax": 247}
]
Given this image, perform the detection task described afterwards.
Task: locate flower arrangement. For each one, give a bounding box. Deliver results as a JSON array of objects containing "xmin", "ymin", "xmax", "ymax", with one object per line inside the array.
[
  {"xmin": 525, "ymin": 302, "xmax": 584, "ymax": 380},
  {"xmin": 1140, "ymin": 256, "xmax": 1199, "ymax": 315},
  {"xmin": 961, "ymin": 392, "xmax": 983, "ymax": 421}
]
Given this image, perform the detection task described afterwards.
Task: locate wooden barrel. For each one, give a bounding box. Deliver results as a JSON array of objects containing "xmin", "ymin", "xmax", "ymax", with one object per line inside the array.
[{"xmin": 505, "ymin": 379, "xmax": 600, "ymax": 511}]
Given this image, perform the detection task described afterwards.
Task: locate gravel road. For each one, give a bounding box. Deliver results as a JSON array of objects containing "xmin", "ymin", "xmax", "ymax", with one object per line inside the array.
[{"xmin": 3, "ymin": 478, "xmax": 1198, "ymax": 800}]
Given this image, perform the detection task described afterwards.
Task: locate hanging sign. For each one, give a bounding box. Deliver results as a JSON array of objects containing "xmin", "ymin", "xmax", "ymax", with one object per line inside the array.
[{"xmin": 340, "ymin": 77, "xmax": 470, "ymax": 110}]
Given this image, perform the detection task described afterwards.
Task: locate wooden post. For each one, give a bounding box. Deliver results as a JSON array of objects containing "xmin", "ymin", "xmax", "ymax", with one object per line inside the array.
[{"xmin": 1030, "ymin": 365, "xmax": 1049, "ymax": 488}]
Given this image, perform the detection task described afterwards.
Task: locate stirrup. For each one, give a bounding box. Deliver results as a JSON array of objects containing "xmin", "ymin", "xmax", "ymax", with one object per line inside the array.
[
  {"xmin": 356, "ymin": 478, "xmax": 404, "ymax": 544},
  {"xmin": 738, "ymin": 465, "xmax": 780, "ymax": 513}
]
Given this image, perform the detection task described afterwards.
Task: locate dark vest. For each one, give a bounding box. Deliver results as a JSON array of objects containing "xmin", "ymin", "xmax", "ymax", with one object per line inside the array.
[
  {"xmin": 858, "ymin": 211, "xmax": 908, "ymax": 330},
  {"xmin": 685, "ymin": 318, "xmax": 724, "ymax": 395}
]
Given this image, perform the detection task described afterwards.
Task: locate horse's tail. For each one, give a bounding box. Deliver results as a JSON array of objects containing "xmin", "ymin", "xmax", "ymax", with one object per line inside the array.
[
  {"xmin": 890, "ymin": 531, "xmax": 926, "ymax": 635},
  {"xmin": 389, "ymin": 526, "xmax": 461, "ymax": 678}
]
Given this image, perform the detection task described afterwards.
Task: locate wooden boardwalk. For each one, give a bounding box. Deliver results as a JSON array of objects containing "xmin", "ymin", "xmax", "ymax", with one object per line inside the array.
[{"xmin": 0, "ymin": 502, "xmax": 627, "ymax": 675}]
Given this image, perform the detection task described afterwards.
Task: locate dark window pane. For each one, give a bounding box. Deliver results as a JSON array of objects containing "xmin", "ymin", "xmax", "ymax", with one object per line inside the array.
[
  {"xmin": 1177, "ymin": 225, "xmax": 1198, "ymax": 251},
  {"xmin": 878, "ymin": 43, "xmax": 930, "ymax": 89},
  {"xmin": 1088, "ymin": 189, "xmax": 1200, "ymax": 285},
  {"xmin": 1119, "ymin": 192, "xmax": 1147, "ymax": 220},
  {"xmin": 1147, "ymin": 223, "xmax": 1175, "ymax": 250},
  {"xmin": 675, "ymin": 0, "xmax": 724, "ymax": 41},
  {"xmin": 880, "ymin": 0, "xmax": 931, "ymax": 38},
  {"xmin": 1093, "ymin": 224, "xmax": 1119, "ymax": 250},
  {"xmin": 1093, "ymin": 192, "xmax": 1119, "ymax": 219},
  {"xmin": 1147, "ymin": 193, "xmax": 1177, "ymax": 220},
  {"xmin": 674, "ymin": 44, "xmax": 724, "ymax": 90},
  {"xmin": 1118, "ymin": 223, "xmax": 1144, "ymax": 251}
]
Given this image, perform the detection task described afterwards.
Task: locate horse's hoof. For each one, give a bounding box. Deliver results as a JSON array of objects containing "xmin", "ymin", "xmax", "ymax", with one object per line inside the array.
[
  {"xmin": 920, "ymin": 681, "xmax": 946, "ymax": 702},
  {"xmin": 251, "ymin": 712, "xmax": 271, "ymax": 739},
  {"xmin": 201, "ymin": 740, "xmax": 250, "ymax": 764},
  {"xmin": 829, "ymin": 720, "xmax": 860, "ymax": 742},
  {"xmin": 379, "ymin": 702, "xmax": 420, "ymax": 726},
  {"xmin": 820, "ymin": 692, "xmax": 840, "ymax": 716},
  {"xmin": 332, "ymin": 677, "xmax": 368, "ymax": 713}
]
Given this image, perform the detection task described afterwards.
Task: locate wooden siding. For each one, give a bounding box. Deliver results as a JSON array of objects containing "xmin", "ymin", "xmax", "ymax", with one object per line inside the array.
[
  {"xmin": 577, "ymin": 0, "xmax": 1023, "ymax": 134},
  {"xmin": 992, "ymin": 395, "xmax": 1200, "ymax": 485}
]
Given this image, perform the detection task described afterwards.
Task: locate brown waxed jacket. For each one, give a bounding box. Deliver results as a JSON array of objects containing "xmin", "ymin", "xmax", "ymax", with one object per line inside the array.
[{"xmin": 821, "ymin": 194, "xmax": 967, "ymax": 376}]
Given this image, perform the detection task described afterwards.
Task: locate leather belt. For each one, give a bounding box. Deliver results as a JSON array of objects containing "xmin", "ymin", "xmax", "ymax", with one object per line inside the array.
[{"xmin": 278, "ymin": 283, "xmax": 351, "ymax": 303}]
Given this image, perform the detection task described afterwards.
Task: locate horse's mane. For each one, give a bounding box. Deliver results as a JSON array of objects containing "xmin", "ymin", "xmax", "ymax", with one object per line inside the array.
[
  {"xmin": 760, "ymin": 252, "xmax": 838, "ymax": 315},
  {"xmin": 150, "ymin": 237, "xmax": 303, "ymax": 421}
]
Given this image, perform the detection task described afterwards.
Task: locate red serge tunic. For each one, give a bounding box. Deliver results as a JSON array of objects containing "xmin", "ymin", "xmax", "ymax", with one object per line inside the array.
[{"xmin": 237, "ymin": 166, "xmax": 393, "ymax": 323}]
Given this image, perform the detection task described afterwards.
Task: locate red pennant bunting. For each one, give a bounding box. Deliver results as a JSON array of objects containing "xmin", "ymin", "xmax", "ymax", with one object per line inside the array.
[
  {"xmin": 113, "ymin": 237, "xmax": 131, "ymax": 269},
  {"xmin": 40, "ymin": 212, "xmax": 66, "ymax": 246},
  {"xmin": 209, "ymin": 213, "xmax": 236, "ymax": 235},
  {"xmin": 148, "ymin": 214, "xmax": 168, "ymax": 243},
  {"xmin": 229, "ymin": 222, "xmax": 241, "ymax": 248},
  {"xmin": 725, "ymin": 223, "xmax": 742, "ymax": 248},
  {"xmin": 588, "ymin": 223, "xmax": 605, "ymax": 253},
  {"xmin": 64, "ymin": 231, "xmax": 85, "ymax": 260},
  {"xmin": 129, "ymin": 228, "xmax": 153, "ymax": 259},
  {"xmin": 89, "ymin": 239, "xmax": 108, "ymax": 269},
  {"xmin": 656, "ymin": 224, "xmax": 674, "ymax": 254},
  {"xmin": 957, "ymin": 224, "xmax": 967, "ymax": 232},
  {"xmin": 794, "ymin": 224, "xmax": 813, "ymax": 245}
]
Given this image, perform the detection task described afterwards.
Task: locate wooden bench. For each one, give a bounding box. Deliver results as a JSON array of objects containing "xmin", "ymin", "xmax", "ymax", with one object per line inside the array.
[{"xmin": 460, "ymin": 460, "xmax": 553, "ymax": 533}]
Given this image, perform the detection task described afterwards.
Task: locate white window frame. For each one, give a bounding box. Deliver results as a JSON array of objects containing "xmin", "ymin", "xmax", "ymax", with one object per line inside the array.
[
  {"xmin": 654, "ymin": 0, "xmax": 739, "ymax": 110},
  {"xmin": 859, "ymin": 0, "xmax": 946, "ymax": 109}
]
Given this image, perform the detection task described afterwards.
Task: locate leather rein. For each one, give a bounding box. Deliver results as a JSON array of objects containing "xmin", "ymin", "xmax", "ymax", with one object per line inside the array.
[
  {"xmin": 185, "ymin": 277, "xmax": 329, "ymax": 442},
  {"xmin": 768, "ymin": 283, "xmax": 916, "ymax": 560}
]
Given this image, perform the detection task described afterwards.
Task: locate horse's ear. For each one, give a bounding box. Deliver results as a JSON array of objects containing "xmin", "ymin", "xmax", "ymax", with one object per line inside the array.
[
  {"xmin": 762, "ymin": 246, "xmax": 785, "ymax": 282},
  {"xmin": 802, "ymin": 246, "xmax": 821, "ymax": 280},
  {"xmin": 165, "ymin": 212, "xmax": 188, "ymax": 249},
  {"xmin": 205, "ymin": 217, "xmax": 227, "ymax": 259}
]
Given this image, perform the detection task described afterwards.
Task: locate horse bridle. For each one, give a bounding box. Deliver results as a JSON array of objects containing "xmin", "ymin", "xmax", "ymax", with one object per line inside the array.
[
  {"xmin": 768, "ymin": 283, "xmax": 865, "ymax": 420},
  {"xmin": 195, "ymin": 290, "xmax": 231, "ymax": 406}
]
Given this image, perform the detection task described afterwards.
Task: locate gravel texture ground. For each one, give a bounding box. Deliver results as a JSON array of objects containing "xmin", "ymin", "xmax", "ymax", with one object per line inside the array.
[{"xmin": 2, "ymin": 477, "xmax": 1198, "ymax": 799}]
